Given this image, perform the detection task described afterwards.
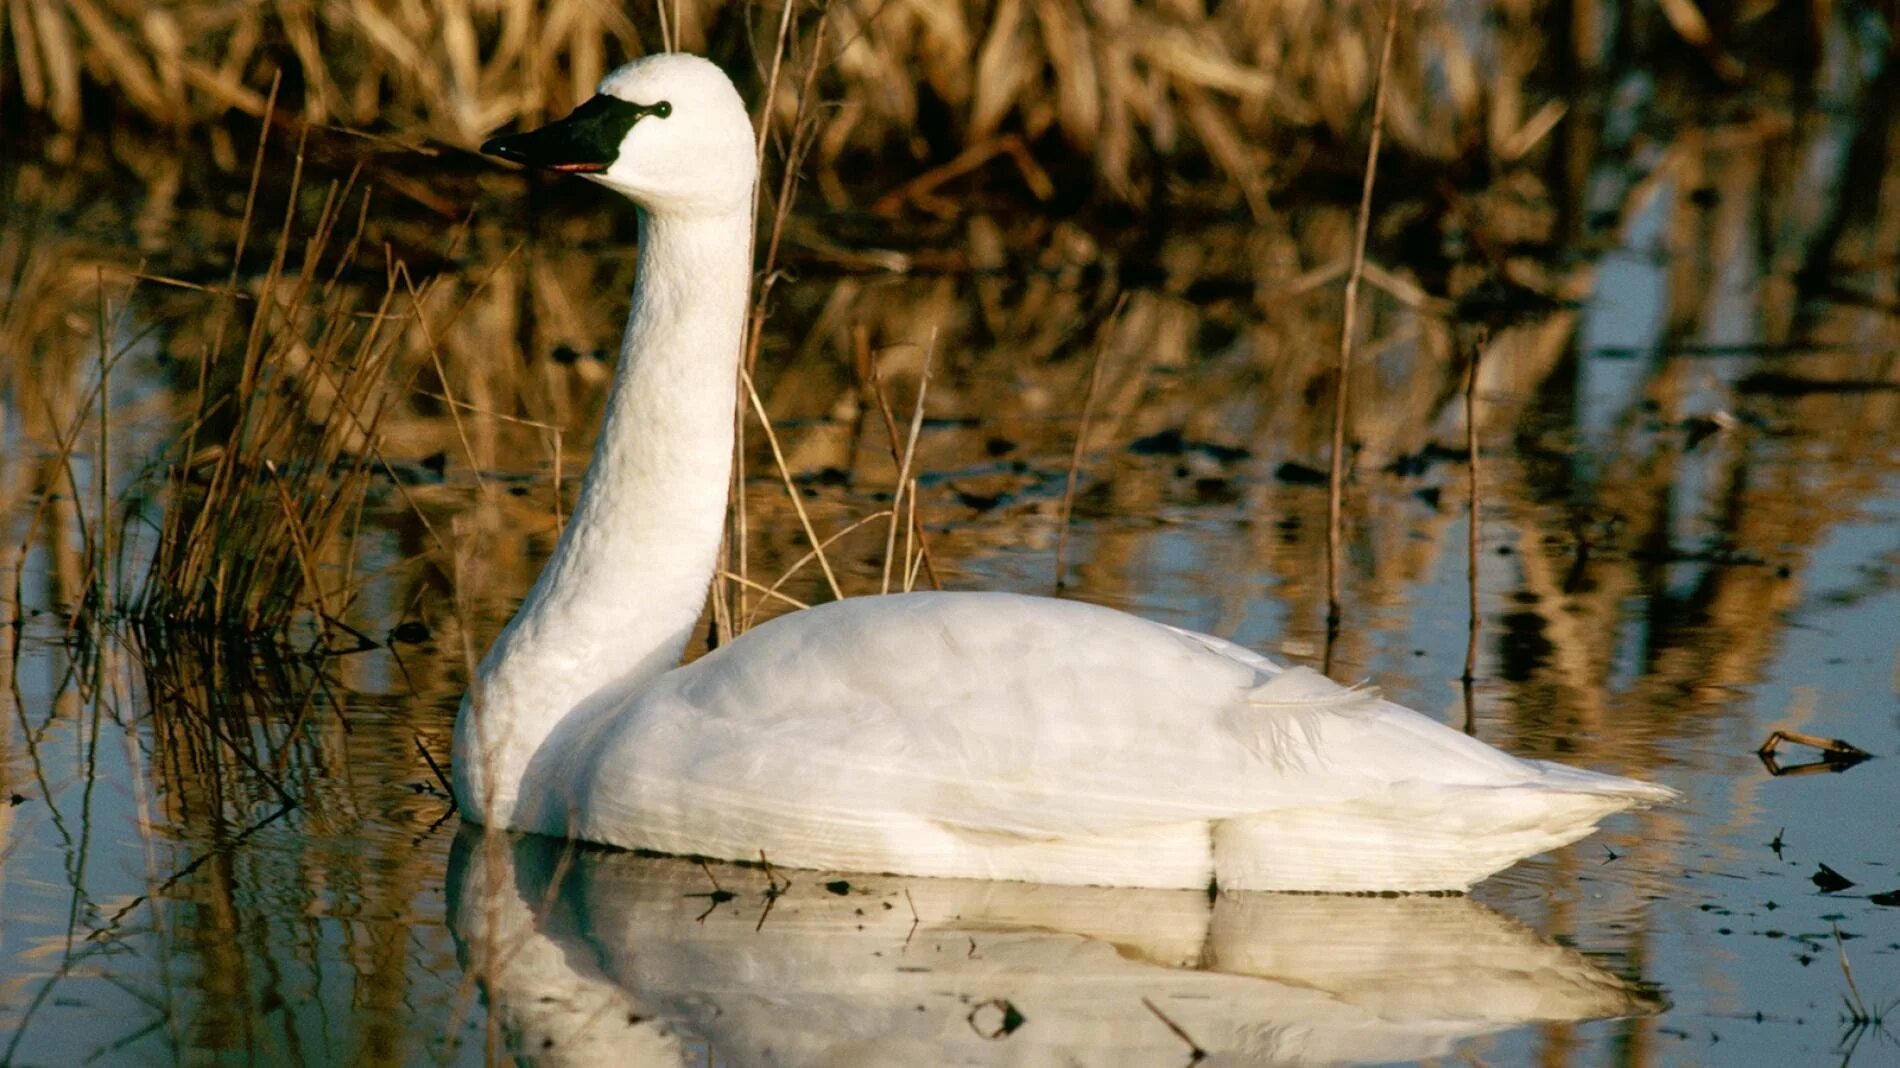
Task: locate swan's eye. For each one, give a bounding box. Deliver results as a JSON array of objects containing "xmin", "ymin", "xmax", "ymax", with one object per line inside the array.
[{"xmin": 650, "ymin": 101, "xmax": 672, "ymax": 119}]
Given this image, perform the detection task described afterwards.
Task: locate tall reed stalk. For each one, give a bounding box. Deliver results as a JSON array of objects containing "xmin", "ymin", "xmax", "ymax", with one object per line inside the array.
[
  {"xmin": 137, "ymin": 126, "xmax": 404, "ymax": 641},
  {"xmin": 1324, "ymin": 0, "xmax": 1400, "ymax": 672}
]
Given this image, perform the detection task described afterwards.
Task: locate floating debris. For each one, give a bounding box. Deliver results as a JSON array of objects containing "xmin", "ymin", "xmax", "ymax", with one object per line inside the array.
[
  {"xmin": 1812, "ymin": 864, "xmax": 1856, "ymax": 893},
  {"xmin": 1757, "ymin": 731, "xmax": 1873, "ymax": 777},
  {"xmin": 966, "ymin": 998, "xmax": 1024, "ymax": 1039}
]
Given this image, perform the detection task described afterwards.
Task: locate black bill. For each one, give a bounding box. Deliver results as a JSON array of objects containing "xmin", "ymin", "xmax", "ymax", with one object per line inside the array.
[{"xmin": 481, "ymin": 96, "xmax": 670, "ymax": 173}]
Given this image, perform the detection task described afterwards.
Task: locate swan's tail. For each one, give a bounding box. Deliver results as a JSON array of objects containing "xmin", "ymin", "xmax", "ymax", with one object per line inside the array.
[
  {"xmin": 1212, "ymin": 772, "xmax": 1676, "ymax": 893},
  {"xmin": 1522, "ymin": 758, "xmax": 1682, "ymax": 806}
]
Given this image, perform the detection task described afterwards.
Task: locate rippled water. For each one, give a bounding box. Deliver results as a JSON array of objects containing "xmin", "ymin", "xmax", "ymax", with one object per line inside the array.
[{"xmin": 5, "ymin": 32, "xmax": 1899, "ymax": 1068}]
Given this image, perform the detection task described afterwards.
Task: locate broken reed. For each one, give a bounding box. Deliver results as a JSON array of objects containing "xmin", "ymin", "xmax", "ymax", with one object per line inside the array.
[{"xmin": 138, "ymin": 125, "xmax": 399, "ymax": 640}]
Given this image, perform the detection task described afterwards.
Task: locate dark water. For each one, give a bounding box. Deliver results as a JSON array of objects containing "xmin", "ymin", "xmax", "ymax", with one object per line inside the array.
[{"xmin": 5, "ymin": 25, "xmax": 1900, "ymax": 1068}]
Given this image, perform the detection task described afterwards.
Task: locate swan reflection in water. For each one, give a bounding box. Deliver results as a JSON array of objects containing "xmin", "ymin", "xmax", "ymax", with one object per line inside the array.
[{"xmin": 448, "ymin": 828, "xmax": 1659, "ymax": 1065}]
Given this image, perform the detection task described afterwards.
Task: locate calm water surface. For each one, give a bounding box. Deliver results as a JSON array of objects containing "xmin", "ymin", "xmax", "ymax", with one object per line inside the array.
[{"xmin": 4, "ymin": 46, "xmax": 1899, "ymax": 1068}]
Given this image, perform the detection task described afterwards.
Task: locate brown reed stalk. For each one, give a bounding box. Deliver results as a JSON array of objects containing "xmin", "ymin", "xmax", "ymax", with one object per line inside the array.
[
  {"xmin": 740, "ymin": 368, "xmax": 843, "ymax": 600},
  {"xmin": 397, "ymin": 263, "xmax": 485, "ymax": 488},
  {"xmin": 656, "ymin": 0, "xmax": 675, "ymax": 53},
  {"xmin": 93, "ymin": 271, "xmax": 112, "ymax": 620},
  {"xmin": 11, "ymin": 377, "xmax": 109, "ymax": 633},
  {"xmin": 719, "ymin": 570, "xmax": 810, "ymax": 612},
  {"xmin": 861, "ymin": 334, "xmax": 942, "ymax": 589},
  {"xmin": 882, "ymin": 334, "xmax": 934, "ymax": 596},
  {"xmin": 729, "ymin": 0, "xmax": 826, "ymax": 634},
  {"xmin": 1325, "ymin": 0, "xmax": 1400, "ymax": 664},
  {"xmin": 1461, "ymin": 325, "xmax": 1487, "ymax": 687},
  {"xmin": 740, "ymin": 509, "xmax": 895, "ymax": 628},
  {"xmin": 137, "ymin": 132, "xmax": 407, "ymax": 640},
  {"xmin": 1055, "ymin": 294, "xmax": 1126, "ymax": 589}
]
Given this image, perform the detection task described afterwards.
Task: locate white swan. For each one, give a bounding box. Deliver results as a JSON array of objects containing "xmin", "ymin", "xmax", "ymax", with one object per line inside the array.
[{"xmin": 459, "ymin": 53, "xmax": 1675, "ymax": 892}]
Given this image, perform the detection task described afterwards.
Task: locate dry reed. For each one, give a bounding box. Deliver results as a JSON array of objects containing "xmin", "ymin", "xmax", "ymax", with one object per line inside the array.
[
  {"xmin": 1460, "ymin": 324, "xmax": 1486, "ymax": 688},
  {"xmin": 1324, "ymin": 0, "xmax": 1399, "ymax": 667},
  {"xmin": 0, "ymin": 0, "xmax": 1646, "ymax": 205},
  {"xmin": 135, "ymin": 122, "xmax": 409, "ymax": 639},
  {"xmin": 1055, "ymin": 294, "xmax": 1124, "ymax": 589}
]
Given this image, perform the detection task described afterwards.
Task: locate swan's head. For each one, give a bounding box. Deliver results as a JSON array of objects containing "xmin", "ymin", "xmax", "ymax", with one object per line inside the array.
[{"xmin": 481, "ymin": 54, "xmax": 756, "ymax": 216}]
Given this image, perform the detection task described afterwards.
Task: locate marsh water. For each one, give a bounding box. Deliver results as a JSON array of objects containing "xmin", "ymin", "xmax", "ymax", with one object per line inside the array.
[{"xmin": 6, "ymin": 29, "xmax": 1900, "ymax": 1068}]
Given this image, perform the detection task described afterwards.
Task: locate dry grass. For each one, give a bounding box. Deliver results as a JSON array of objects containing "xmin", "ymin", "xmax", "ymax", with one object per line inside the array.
[
  {"xmin": 134, "ymin": 120, "xmax": 413, "ymax": 639},
  {"xmin": 0, "ymin": 0, "xmax": 1740, "ymax": 202},
  {"xmin": 1, "ymin": 0, "xmax": 1887, "ymax": 659}
]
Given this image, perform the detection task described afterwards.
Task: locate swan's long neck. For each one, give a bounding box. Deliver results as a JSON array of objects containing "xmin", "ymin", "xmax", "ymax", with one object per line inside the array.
[{"xmin": 455, "ymin": 205, "xmax": 752, "ymax": 821}]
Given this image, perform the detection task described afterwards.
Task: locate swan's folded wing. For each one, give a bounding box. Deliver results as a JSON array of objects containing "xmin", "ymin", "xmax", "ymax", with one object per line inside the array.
[{"xmin": 619, "ymin": 594, "xmax": 1564, "ymax": 844}]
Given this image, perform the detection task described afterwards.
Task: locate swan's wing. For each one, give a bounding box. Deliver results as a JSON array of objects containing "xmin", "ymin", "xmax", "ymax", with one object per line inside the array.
[{"xmin": 601, "ymin": 592, "xmax": 1556, "ymax": 841}]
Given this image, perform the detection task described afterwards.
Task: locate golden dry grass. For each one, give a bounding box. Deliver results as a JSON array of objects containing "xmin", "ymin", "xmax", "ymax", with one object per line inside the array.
[
  {"xmin": 1, "ymin": 0, "xmax": 1772, "ymax": 199},
  {"xmin": 135, "ymin": 121, "xmax": 415, "ymax": 638},
  {"xmin": 2, "ymin": 0, "xmax": 1891, "ymax": 654}
]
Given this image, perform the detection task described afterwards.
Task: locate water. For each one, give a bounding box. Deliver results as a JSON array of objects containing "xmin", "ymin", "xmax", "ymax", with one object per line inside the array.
[{"xmin": 5, "ymin": 33, "xmax": 1900, "ymax": 1068}]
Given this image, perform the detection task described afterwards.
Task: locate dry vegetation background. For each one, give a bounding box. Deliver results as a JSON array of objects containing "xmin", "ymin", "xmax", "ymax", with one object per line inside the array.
[
  {"xmin": 9, "ymin": 0, "xmax": 1891, "ymax": 643},
  {"xmin": 3, "ymin": 1, "xmax": 1899, "ymax": 1062}
]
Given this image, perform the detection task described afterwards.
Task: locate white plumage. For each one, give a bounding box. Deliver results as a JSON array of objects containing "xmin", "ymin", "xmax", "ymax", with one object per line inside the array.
[{"xmin": 456, "ymin": 53, "xmax": 1675, "ymax": 893}]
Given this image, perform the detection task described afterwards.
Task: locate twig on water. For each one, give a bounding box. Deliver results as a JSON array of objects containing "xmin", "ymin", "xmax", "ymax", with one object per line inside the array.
[
  {"xmin": 1758, "ymin": 730, "xmax": 1872, "ymax": 760},
  {"xmin": 1324, "ymin": 0, "xmax": 1400, "ymax": 669},
  {"xmin": 1056, "ymin": 295, "xmax": 1126, "ymax": 589},
  {"xmin": 1143, "ymin": 997, "xmax": 1207, "ymax": 1063},
  {"xmin": 1837, "ymin": 924, "xmax": 1870, "ymax": 1022},
  {"xmin": 1758, "ymin": 730, "xmax": 1873, "ymax": 776}
]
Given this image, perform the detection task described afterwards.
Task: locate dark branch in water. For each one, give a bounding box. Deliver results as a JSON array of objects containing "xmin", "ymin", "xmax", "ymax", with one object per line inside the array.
[
  {"xmin": 415, "ymin": 736, "xmax": 454, "ymax": 797},
  {"xmin": 1143, "ymin": 997, "xmax": 1207, "ymax": 1063},
  {"xmin": 1758, "ymin": 730, "xmax": 1873, "ymax": 776}
]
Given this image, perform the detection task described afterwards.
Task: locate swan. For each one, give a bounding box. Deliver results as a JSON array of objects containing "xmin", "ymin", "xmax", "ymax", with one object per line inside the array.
[{"xmin": 459, "ymin": 53, "xmax": 1675, "ymax": 892}]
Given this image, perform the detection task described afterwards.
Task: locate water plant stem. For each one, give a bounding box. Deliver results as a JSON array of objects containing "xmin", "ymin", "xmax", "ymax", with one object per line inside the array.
[
  {"xmin": 864, "ymin": 355, "xmax": 942, "ymax": 590},
  {"xmin": 1462, "ymin": 326, "xmax": 1486, "ymax": 687},
  {"xmin": 1056, "ymin": 295, "xmax": 1125, "ymax": 589},
  {"xmin": 1325, "ymin": 0, "xmax": 1400, "ymax": 657},
  {"xmin": 882, "ymin": 334, "xmax": 934, "ymax": 595}
]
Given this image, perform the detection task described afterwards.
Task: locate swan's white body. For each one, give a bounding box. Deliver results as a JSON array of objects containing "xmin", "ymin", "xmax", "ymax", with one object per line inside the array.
[{"xmin": 455, "ymin": 53, "xmax": 1675, "ymax": 892}]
